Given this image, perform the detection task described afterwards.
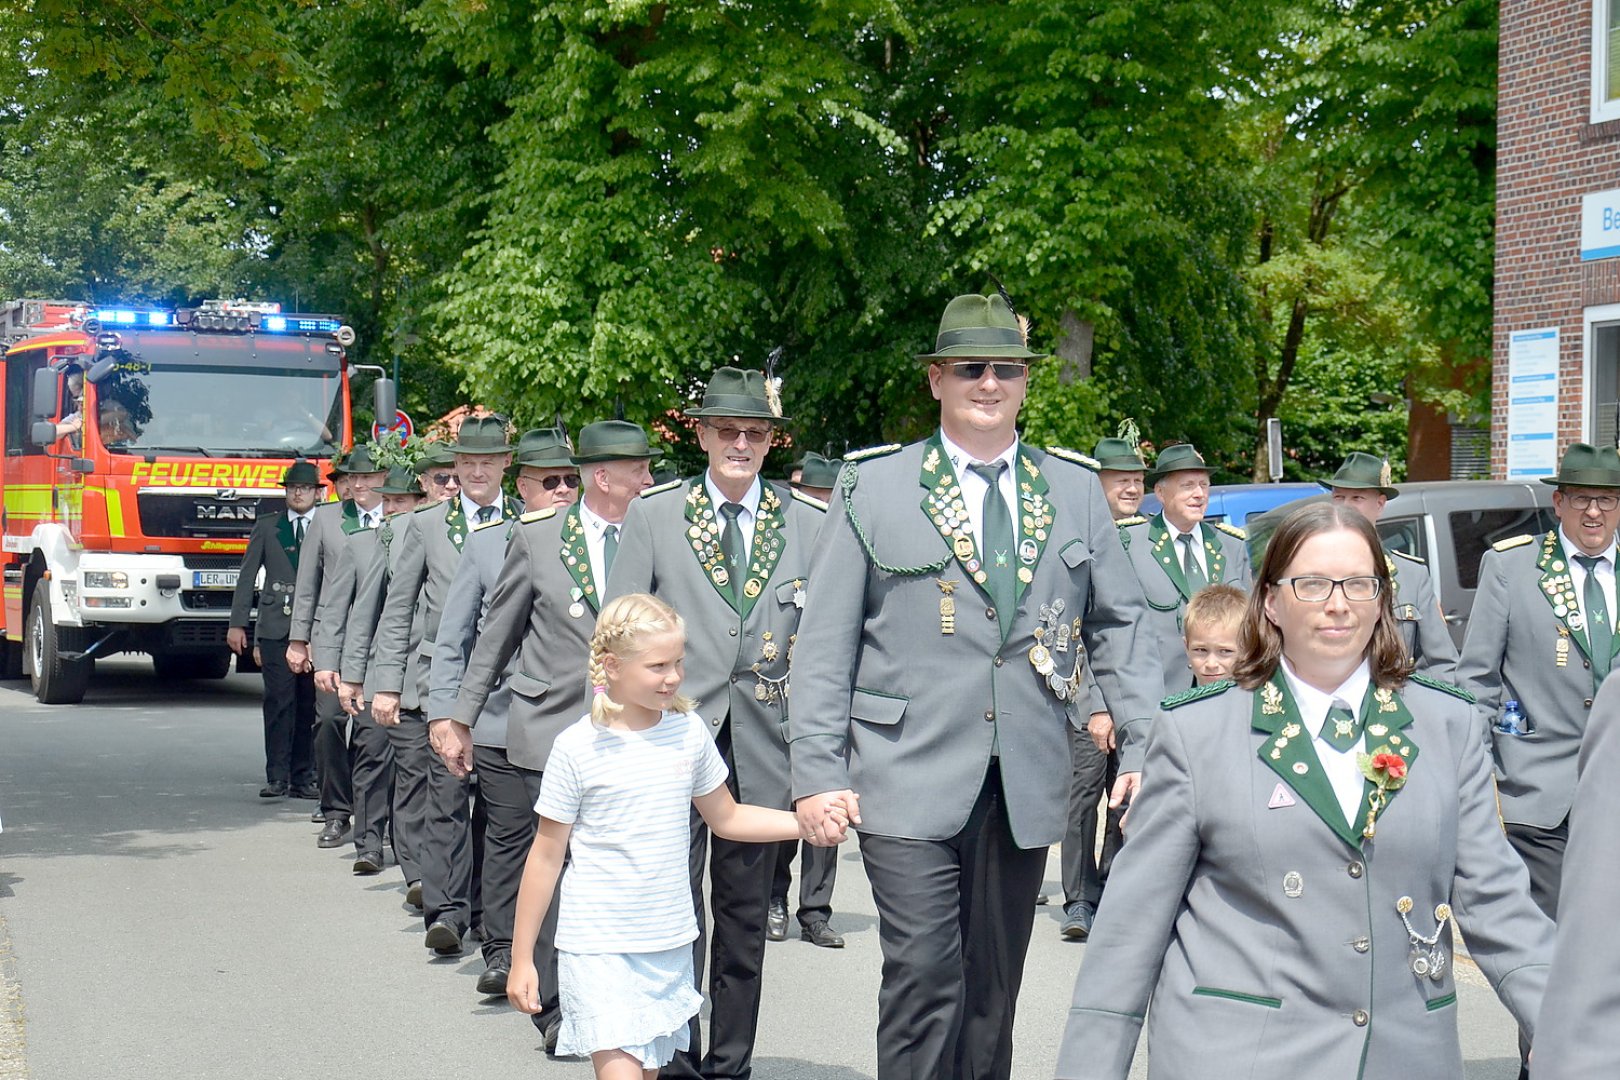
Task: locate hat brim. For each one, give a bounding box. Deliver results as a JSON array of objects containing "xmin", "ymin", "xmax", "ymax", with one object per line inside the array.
[
  {"xmin": 917, "ymin": 345, "xmax": 1046, "ymax": 362},
  {"xmin": 1147, "ymin": 463, "xmax": 1213, "ymax": 483},
  {"xmin": 1095, "ymin": 457, "xmax": 1147, "ymax": 473},
  {"xmin": 1320, "ymin": 479, "xmax": 1400, "ymax": 499},
  {"xmin": 687, "ymin": 406, "xmax": 787, "ymax": 422},
  {"xmin": 570, "ymin": 448, "xmax": 665, "ymax": 465},
  {"xmin": 1540, "ymin": 473, "xmax": 1620, "ymax": 489},
  {"xmin": 445, "ymin": 443, "xmax": 514, "ymax": 456}
]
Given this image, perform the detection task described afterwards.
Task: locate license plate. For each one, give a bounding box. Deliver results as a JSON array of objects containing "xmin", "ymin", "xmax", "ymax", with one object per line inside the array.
[{"xmin": 192, "ymin": 570, "xmax": 239, "ymax": 589}]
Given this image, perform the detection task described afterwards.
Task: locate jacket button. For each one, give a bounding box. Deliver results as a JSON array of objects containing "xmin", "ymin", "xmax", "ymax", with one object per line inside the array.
[
  {"xmin": 1352, "ymin": 937, "xmax": 1370, "ymax": 953},
  {"xmin": 984, "ymin": 710, "xmax": 995, "ymax": 722},
  {"xmin": 730, "ymin": 675, "xmax": 738, "ymax": 684},
  {"xmin": 729, "ymin": 628, "xmax": 738, "ymax": 637},
  {"xmin": 985, "ymin": 607, "xmax": 997, "ymax": 620},
  {"xmin": 1347, "ymin": 861, "xmax": 1364, "ymax": 879},
  {"xmin": 994, "ymin": 656, "xmax": 1004, "ymax": 668},
  {"xmin": 1586, "ymin": 698, "xmax": 1594, "ymax": 708},
  {"xmin": 1352, "ymin": 1009, "xmax": 1369, "ymax": 1027}
]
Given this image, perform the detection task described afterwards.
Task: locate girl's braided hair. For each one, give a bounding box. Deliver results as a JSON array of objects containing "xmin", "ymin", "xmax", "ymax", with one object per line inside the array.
[{"xmin": 589, "ymin": 592, "xmax": 698, "ymax": 725}]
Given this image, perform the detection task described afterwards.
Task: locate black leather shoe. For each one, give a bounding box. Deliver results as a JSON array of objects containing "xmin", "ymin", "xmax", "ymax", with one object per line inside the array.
[
  {"xmin": 424, "ymin": 920, "xmax": 463, "ymax": 955},
  {"xmin": 405, "ymin": 880, "xmax": 424, "ymax": 910},
  {"xmin": 475, "ymin": 963, "xmax": 510, "ymax": 996},
  {"xmin": 292, "ymin": 783, "xmax": 321, "ymax": 800},
  {"xmin": 766, "ymin": 896, "xmax": 788, "ymax": 942},
  {"xmin": 532, "ymin": 1010, "xmax": 562, "ymax": 1056},
  {"xmin": 353, "ymin": 852, "xmax": 383, "ymax": 875},
  {"xmin": 259, "ymin": 782, "xmax": 288, "ymax": 798},
  {"xmin": 1061, "ymin": 901, "xmax": 1095, "ymax": 941},
  {"xmin": 309, "ymin": 809, "xmax": 326, "ymax": 823},
  {"xmin": 800, "ymin": 920, "xmax": 845, "ymax": 948},
  {"xmin": 316, "ymin": 818, "xmax": 351, "ymax": 848}
]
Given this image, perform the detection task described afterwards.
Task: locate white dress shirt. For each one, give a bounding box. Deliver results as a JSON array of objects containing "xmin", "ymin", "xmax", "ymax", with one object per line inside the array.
[
  {"xmin": 704, "ymin": 473, "xmax": 762, "ymax": 563},
  {"xmin": 354, "ymin": 503, "xmax": 383, "ymax": 530},
  {"xmin": 578, "ymin": 499, "xmax": 620, "ymax": 595},
  {"xmin": 1279, "ymin": 657, "xmax": 1372, "ymax": 827},
  {"xmin": 939, "ymin": 429, "xmax": 1020, "ymax": 555},
  {"xmin": 1164, "ymin": 518, "xmax": 1210, "ymax": 580},
  {"xmin": 287, "ymin": 509, "xmax": 313, "ymax": 540},
  {"xmin": 1559, "ymin": 528, "xmax": 1618, "ymax": 623},
  {"xmin": 460, "ymin": 491, "xmax": 507, "ymax": 527}
]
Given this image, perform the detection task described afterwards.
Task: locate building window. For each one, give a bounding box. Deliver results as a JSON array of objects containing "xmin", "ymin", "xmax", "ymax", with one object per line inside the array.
[
  {"xmin": 1595, "ymin": 0, "xmax": 1620, "ymax": 122},
  {"xmin": 1586, "ymin": 304, "xmax": 1620, "ymax": 444}
]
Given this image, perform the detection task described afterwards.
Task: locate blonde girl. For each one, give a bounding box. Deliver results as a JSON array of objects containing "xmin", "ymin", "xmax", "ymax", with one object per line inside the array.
[{"xmin": 507, "ymin": 593, "xmax": 842, "ymax": 1080}]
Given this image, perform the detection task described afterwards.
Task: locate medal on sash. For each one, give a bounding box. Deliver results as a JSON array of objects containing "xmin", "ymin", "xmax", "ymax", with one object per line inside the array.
[
  {"xmin": 1396, "ymin": 896, "xmax": 1451, "ymax": 982},
  {"xmin": 936, "ymin": 578, "xmax": 958, "ymax": 635},
  {"xmin": 1557, "ymin": 625, "xmax": 1571, "ymax": 667}
]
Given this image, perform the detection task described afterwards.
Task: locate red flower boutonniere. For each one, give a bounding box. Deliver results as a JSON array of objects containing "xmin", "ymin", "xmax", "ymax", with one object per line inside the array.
[{"xmin": 1356, "ymin": 745, "xmax": 1409, "ymax": 838}]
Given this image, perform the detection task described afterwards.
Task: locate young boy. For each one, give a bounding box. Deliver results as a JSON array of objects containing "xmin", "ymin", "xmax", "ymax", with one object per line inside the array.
[{"xmin": 1183, "ymin": 584, "xmax": 1246, "ymax": 685}]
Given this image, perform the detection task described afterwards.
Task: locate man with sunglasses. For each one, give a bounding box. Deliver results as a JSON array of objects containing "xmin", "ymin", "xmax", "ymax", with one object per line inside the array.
[
  {"xmin": 607, "ymin": 367, "xmax": 826, "ymax": 1080},
  {"xmin": 413, "ymin": 441, "xmax": 460, "ymax": 503},
  {"xmin": 790, "ymin": 293, "xmax": 1159, "ymax": 1080}
]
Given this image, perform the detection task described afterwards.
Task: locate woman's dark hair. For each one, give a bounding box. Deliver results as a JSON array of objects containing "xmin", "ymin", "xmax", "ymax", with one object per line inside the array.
[{"xmin": 1233, "ymin": 502, "xmax": 1414, "ymax": 690}]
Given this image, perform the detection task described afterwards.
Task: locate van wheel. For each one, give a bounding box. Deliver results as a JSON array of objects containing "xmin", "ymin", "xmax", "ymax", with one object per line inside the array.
[{"xmin": 27, "ymin": 590, "xmax": 90, "ymax": 704}]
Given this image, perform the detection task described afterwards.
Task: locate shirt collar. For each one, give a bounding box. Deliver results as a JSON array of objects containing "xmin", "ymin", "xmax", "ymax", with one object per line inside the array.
[
  {"xmin": 938, "ymin": 428, "xmax": 1020, "ymax": 480},
  {"xmin": 1163, "ymin": 515, "xmax": 1203, "ymax": 543},
  {"xmin": 704, "ymin": 472, "xmax": 762, "ymax": 517},
  {"xmin": 287, "ymin": 508, "xmax": 312, "ymax": 525},
  {"xmin": 1279, "ymin": 656, "xmax": 1372, "ymax": 742},
  {"xmin": 461, "ymin": 491, "xmax": 505, "ymax": 521},
  {"xmin": 577, "ymin": 498, "xmax": 615, "ymax": 536},
  {"xmin": 1558, "ymin": 528, "xmax": 1618, "ymax": 568}
]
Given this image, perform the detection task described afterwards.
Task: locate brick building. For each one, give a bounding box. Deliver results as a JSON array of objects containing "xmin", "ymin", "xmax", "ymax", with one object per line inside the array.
[{"xmin": 1494, "ymin": 1, "xmax": 1620, "ymax": 475}]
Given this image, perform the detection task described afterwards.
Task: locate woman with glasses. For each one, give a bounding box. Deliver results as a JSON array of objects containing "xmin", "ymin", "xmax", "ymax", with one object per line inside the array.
[{"xmin": 1055, "ymin": 501, "xmax": 1553, "ymax": 1080}]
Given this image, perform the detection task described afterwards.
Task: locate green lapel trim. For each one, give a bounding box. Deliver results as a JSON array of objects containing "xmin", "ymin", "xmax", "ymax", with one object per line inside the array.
[
  {"xmin": 1253, "ymin": 675, "xmax": 1359, "ymax": 848},
  {"xmin": 557, "ymin": 504, "xmax": 600, "ymax": 613},
  {"xmin": 918, "ymin": 432, "xmax": 992, "ymax": 601},
  {"xmin": 1351, "ymin": 683, "xmax": 1420, "ymax": 841},
  {"xmin": 276, "ymin": 514, "xmax": 300, "ymax": 570},
  {"xmin": 444, "ymin": 496, "xmax": 468, "ymax": 552},
  {"xmin": 1199, "ymin": 521, "xmax": 1226, "ymax": 584},
  {"xmin": 1534, "ymin": 531, "xmax": 1594, "ymax": 662},
  {"xmin": 1149, "ymin": 514, "xmax": 1193, "ymax": 600},
  {"xmin": 1013, "ymin": 451, "xmax": 1054, "ymax": 610},
  {"xmin": 684, "ymin": 478, "xmax": 739, "ymax": 610},
  {"xmin": 737, "ymin": 484, "xmax": 788, "ymax": 620},
  {"xmin": 339, "ymin": 499, "xmax": 364, "ymax": 535}
]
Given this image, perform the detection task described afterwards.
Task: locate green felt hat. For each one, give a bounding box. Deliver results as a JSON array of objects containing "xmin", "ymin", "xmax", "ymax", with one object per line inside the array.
[
  {"xmin": 324, "ymin": 450, "xmax": 349, "ymax": 480},
  {"xmin": 376, "ymin": 466, "xmax": 424, "ymax": 496},
  {"xmin": 1146, "ymin": 443, "xmax": 1212, "ymax": 483},
  {"xmin": 1321, "ymin": 451, "xmax": 1399, "ymax": 499},
  {"xmin": 687, "ymin": 366, "xmax": 786, "ymax": 421},
  {"xmin": 447, "ymin": 416, "xmax": 514, "ymax": 455},
  {"xmin": 917, "ymin": 293, "xmax": 1043, "ymax": 361},
  {"xmin": 412, "ymin": 442, "xmax": 455, "ymax": 473},
  {"xmin": 506, "ymin": 428, "xmax": 575, "ymax": 478},
  {"xmin": 1091, "ymin": 437, "xmax": 1147, "ymax": 472},
  {"xmin": 282, "ymin": 460, "xmax": 321, "ymax": 487},
  {"xmin": 570, "ymin": 420, "xmax": 664, "ymax": 464},
  {"xmin": 795, "ymin": 452, "xmax": 842, "ymax": 489},
  {"xmin": 1540, "ymin": 443, "xmax": 1620, "ymax": 489},
  {"xmin": 343, "ymin": 444, "xmax": 385, "ymax": 475}
]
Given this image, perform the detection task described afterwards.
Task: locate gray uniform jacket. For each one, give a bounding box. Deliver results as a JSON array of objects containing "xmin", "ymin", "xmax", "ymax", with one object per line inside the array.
[
  {"xmin": 310, "ymin": 527, "xmax": 378, "ymax": 673},
  {"xmin": 608, "ymin": 476, "xmax": 823, "ymax": 809},
  {"xmin": 287, "ymin": 499, "xmax": 361, "ymax": 644},
  {"xmin": 1457, "ymin": 531, "xmax": 1618, "ymax": 829},
  {"xmin": 1118, "ymin": 513, "xmax": 1251, "ymax": 694},
  {"xmin": 1056, "ymin": 677, "xmax": 1552, "ymax": 1080},
  {"xmin": 1389, "ymin": 550, "xmax": 1458, "ymax": 679},
  {"xmin": 789, "ymin": 437, "xmax": 1161, "ymax": 846},
  {"xmin": 428, "ymin": 517, "xmax": 511, "ymax": 750},
  {"xmin": 453, "ymin": 505, "xmax": 599, "ymax": 772},
  {"xmin": 344, "ymin": 514, "xmax": 425, "ymax": 709},
  {"xmin": 229, "ymin": 512, "xmax": 301, "ymax": 643},
  {"xmin": 371, "ymin": 497, "xmax": 516, "ymax": 703},
  {"xmin": 1528, "ymin": 674, "xmax": 1620, "ymax": 1079}
]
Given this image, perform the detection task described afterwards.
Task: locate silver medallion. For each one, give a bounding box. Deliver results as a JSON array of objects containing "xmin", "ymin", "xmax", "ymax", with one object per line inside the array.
[
  {"xmin": 1282, "ymin": 871, "xmax": 1303, "ymax": 898},
  {"xmin": 568, "ymin": 602, "xmax": 585, "ymax": 619}
]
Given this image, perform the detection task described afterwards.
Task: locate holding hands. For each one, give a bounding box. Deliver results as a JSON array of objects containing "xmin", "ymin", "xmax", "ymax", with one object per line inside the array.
[{"xmin": 796, "ymin": 789, "xmax": 861, "ymax": 847}]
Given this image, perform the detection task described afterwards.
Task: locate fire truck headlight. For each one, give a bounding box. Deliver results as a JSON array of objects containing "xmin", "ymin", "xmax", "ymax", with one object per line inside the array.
[{"xmin": 83, "ymin": 571, "xmax": 130, "ymax": 589}]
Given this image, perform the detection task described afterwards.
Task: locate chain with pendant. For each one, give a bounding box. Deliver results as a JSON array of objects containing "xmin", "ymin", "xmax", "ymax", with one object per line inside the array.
[
  {"xmin": 1395, "ymin": 895, "xmax": 1452, "ymax": 982},
  {"xmin": 1028, "ymin": 599, "xmax": 1084, "ymax": 702},
  {"xmin": 750, "ymin": 630, "xmax": 794, "ymax": 705}
]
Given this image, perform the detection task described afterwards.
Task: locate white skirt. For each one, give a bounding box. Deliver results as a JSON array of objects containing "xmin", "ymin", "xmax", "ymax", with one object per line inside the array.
[{"xmin": 555, "ymin": 945, "xmax": 702, "ymax": 1066}]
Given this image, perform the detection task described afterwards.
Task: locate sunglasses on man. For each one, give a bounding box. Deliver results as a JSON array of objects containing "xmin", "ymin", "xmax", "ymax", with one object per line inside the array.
[
  {"xmin": 941, "ymin": 360, "xmax": 1029, "ymax": 381},
  {"xmin": 705, "ymin": 423, "xmax": 773, "ymax": 446},
  {"xmin": 429, "ymin": 473, "xmax": 459, "ymax": 487},
  {"xmin": 540, "ymin": 473, "xmax": 581, "ymax": 491}
]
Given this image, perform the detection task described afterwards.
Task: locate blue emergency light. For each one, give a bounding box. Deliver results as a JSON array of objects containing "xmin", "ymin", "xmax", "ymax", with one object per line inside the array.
[{"xmin": 95, "ymin": 308, "xmax": 173, "ymax": 327}]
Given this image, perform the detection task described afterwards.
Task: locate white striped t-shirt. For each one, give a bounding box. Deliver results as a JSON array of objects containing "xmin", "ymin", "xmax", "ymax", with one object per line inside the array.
[{"xmin": 535, "ymin": 709, "xmax": 729, "ymax": 953}]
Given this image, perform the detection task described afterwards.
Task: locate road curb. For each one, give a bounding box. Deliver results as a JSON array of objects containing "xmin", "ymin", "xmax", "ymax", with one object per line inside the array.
[{"xmin": 0, "ymin": 906, "xmax": 28, "ymax": 1080}]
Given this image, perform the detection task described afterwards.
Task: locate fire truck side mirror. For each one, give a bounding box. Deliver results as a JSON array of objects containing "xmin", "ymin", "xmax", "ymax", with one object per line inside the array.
[
  {"xmin": 30, "ymin": 366, "xmax": 60, "ymax": 420},
  {"xmin": 374, "ymin": 378, "xmax": 397, "ymax": 433},
  {"xmin": 86, "ymin": 356, "xmax": 118, "ymax": 384},
  {"xmin": 29, "ymin": 420, "xmax": 57, "ymax": 447}
]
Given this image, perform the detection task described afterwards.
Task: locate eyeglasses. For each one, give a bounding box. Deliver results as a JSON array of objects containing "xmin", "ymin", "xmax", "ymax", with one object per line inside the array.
[
  {"xmin": 1276, "ymin": 575, "xmax": 1383, "ymax": 603},
  {"xmin": 1566, "ymin": 494, "xmax": 1620, "ymax": 512},
  {"xmin": 429, "ymin": 473, "xmax": 458, "ymax": 487},
  {"xmin": 942, "ymin": 361, "xmax": 1029, "ymax": 381},
  {"xmin": 541, "ymin": 474, "xmax": 581, "ymax": 491},
  {"xmin": 706, "ymin": 424, "xmax": 772, "ymax": 445},
  {"xmin": 285, "ymin": 484, "xmax": 320, "ymax": 495}
]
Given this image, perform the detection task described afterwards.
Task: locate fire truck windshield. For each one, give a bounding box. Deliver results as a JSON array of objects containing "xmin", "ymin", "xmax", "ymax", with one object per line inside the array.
[{"xmin": 86, "ymin": 333, "xmax": 345, "ymax": 458}]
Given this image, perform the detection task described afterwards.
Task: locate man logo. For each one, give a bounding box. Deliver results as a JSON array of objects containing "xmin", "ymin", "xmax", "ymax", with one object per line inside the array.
[{"xmin": 194, "ymin": 503, "xmax": 257, "ymax": 522}]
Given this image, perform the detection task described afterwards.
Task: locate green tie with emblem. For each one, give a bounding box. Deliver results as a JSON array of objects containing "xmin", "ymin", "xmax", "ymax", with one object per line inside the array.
[
  {"xmin": 603, "ymin": 524, "xmax": 620, "ymax": 580},
  {"xmin": 1576, "ymin": 554, "xmax": 1613, "ymax": 679},
  {"xmin": 968, "ymin": 461, "xmax": 1014, "ymax": 636},
  {"xmin": 720, "ymin": 503, "xmax": 746, "ymax": 602},
  {"xmin": 294, "ymin": 516, "xmax": 305, "ymax": 545},
  {"xmin": 1179, "ymin": 532, "xmax": 1207, "ymax": 592},
  {"xmin": 476, "ymin": 504, "xmax": 495, "ymax": 526},
  {"xmin": 1323, "ymin": 698, "xmax": 1362, "ymax": 753}
]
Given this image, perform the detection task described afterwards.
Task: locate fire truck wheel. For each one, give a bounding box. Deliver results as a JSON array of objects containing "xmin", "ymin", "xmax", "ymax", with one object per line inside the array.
[{"xmin": 26, "ymin": 589, "xmax": 90, "ymax": 705}]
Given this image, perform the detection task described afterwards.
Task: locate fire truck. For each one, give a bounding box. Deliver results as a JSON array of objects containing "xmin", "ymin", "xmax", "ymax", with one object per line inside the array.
[{"xmin": 0, "ymin": 299, "xmax": 392, "ymax": 704}]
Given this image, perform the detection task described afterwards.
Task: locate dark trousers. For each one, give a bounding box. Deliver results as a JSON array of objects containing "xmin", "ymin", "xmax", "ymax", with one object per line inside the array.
[
  {"xmin": 664, "ymin": 724, "xmax": 774, "ymax": 1080},
  {"xmin": 1061, "ymin": 724, "xmax": 1110, "ymax": 909},
  {"xmin": 259, "ymin": 640, "xmax": 315, "ymax": 787},
  {"xmin": 1506, "ymin": 816, "xmax": 1568, "ymax": 1073},
  {"xmin": 419, "ymin": 714, "xmax": 478, "ymax": 934},
  {"xmin": 771, "ymin": 839, "xmax": 837, "ymax": 928},
  {"xmin": 349, "ymin": 709, "xmax": 394, "ymax": 860},
  {"xmin": 313, "ymin": 687, "xmax": 353, "ymax": 821},
  {"xmin": 858, "ymin": 766, "xmax": 1047, "ymax": 1080},
  {"xmin": 474, "ymin": 748, "xmax": 561, "ymax": 1013},
  {"xmin": 386, "ymin": 716, "xmax": 432, "ymax": 885}
]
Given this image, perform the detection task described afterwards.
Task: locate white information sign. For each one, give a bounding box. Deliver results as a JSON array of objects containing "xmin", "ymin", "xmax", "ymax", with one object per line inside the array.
[
  {"xmin": 1506, "ymin": 327, "xmax": 1560, "ymax": 479},
  {"xmin": 1583, "ymin": 189, "xmax": 1620, "ymax": 261}
]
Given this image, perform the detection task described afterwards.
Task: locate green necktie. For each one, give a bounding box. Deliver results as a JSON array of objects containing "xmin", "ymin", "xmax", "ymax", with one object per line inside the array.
[
  {"xmin": 720, "ymin": 502, "xmax": 746, "ymax": 600},
  {"xmin": 968, "ymin": 461, "xmax": 1014, "ymax": 637},
  {"xmin": 1179, "ymin": 532, "xmax": 1207, "ymax": 591},
  {"xmin": 603, "ymin": 524, "xmax": 620, "ymax": 580},
  {"xmin": 476, "ymin": 504, "xmax": 495, "ymax": 525},
  {"xmin": 1323, "ymin": 698, "xmax": 1363, "ymax": 753},
  {"xmin": 293, "ymin": 516, "xmax": 305, "ymax": 545},
  {"xmin": 1576, "ymin": 554, "xmax": 1613, "ymax": 679}
]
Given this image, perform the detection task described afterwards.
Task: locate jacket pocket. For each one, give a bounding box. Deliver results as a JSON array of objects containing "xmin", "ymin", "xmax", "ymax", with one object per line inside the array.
[
  {"xmin": 775, "ymin": 579, "xmax": 805, "ymax": 607},
  {"xmin": 1425, "ymin": 992, "xmax": 1457, "ymax": 1012},
  {"xmin": 1059, "ymin": 539, "xmax": 1092, "ymax": 569},
  {"xmin": 850, "ymin": 688, "xmax": 907, "ymax": 726},
  {"xmin": 508, "ymin": 670, "xmax": 552, "ymax": 701},
  {"xmin": 1191, "ymin": 986, "xmax": 1282, "ymax": 1009},
  {"xmin": 416, "ymin": 636, "xmax": 437, "ymax": 658}
]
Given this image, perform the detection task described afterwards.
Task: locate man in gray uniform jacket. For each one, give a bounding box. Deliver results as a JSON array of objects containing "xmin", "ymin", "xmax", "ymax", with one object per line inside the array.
[
  {"xmin": 228, "ymin": 460, "xmax": 321, "ymax": 798},
  {"xmin": 371, "ymin": 417, "xmax": 516, "ymax": 955},
  {"xmin": 442, "ymin": 420, "xmax": 659, "ymax": 1039},
  {"xmin": 286, "ymin": 445, "xmax": 388, "ymax": 845},
  {"xmin": 427, "ymin": 426, "xmax": 580, "ymax": 997},
  {"xmin": 1117, "ymin": 442, "xmax": 1251, "ymax": 696},
  {"xmin": 790, "ymin": 293, "xmax": 1160, "ymax": 1080},
  {"xmin": 1324, "ymin": 451, "xmax": 1458, "ymax": 678},
  {"xmin": 608, "ymin": 367, "xmax": 823, "ymax": 1080}
]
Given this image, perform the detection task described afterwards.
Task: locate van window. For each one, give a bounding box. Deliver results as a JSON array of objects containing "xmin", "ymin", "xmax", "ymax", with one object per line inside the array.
[
  {"xmin": 1378, "ymin": 517, "xmax": 1426, "ymax": 561},
  {"xmin": 1452, "ymin": 508, "xmax": 1558, "ymax": 589}
]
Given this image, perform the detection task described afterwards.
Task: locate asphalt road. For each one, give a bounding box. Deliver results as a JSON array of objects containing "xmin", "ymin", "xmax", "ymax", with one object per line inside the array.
[{"xmin": 0, "ymin": 660, "xmax": 1526, "ymax": 1079}]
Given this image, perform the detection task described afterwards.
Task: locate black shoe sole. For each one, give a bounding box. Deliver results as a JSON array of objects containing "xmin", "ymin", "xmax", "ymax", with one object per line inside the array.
[
  {"xmin": 424, "ymin": 923, "xmax": 462, "ymax": 955},
  {"xmin": 1061, "ymin": 923, "xmax": 1091, "ymax": 941},
  {"xmin": 405, "ymin": 881, "xmax": 424, "ymax": 909},
  {"xmin": 800, "ymin": 930, "xmax": 845, "ymax": 948},
  {"xmin": 316, "ymin": 825, "xmax": 351, "ymax": 849},
  {"xmin": 475, "ymin": 968, "xmax": 509, "ymax": 996},
  {"xmin": 353, "ymin": 855, "xmax": 384, "ymax": 875},
  {"xmin": 766, "ymin": 926, "xmax": 788, "ymax": 942}
]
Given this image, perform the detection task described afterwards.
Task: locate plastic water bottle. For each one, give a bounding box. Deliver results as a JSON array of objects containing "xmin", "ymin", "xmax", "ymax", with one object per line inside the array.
[{"xmin": 1497, "ymin": 700, "xmax": 1527, "ymax": 737}]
